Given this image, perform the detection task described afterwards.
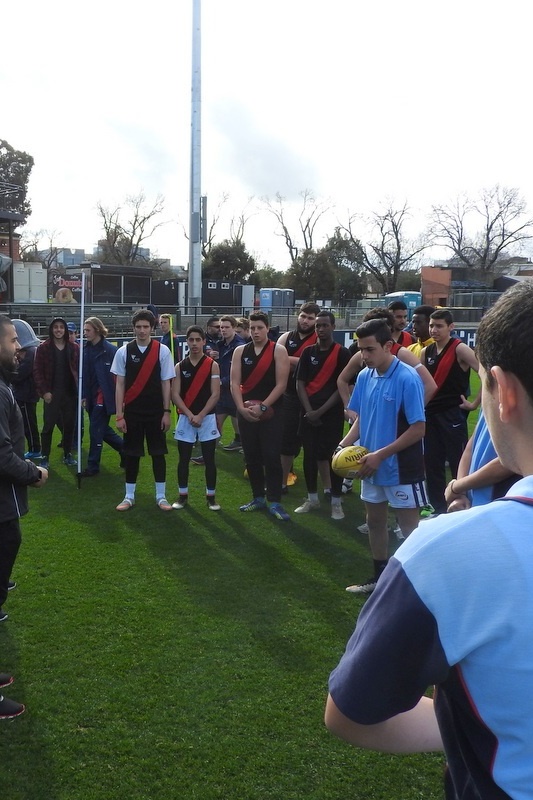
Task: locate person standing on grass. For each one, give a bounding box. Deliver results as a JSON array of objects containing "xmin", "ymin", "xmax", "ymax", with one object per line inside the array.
[
  {"xmin": 111, "ymin": 309, "xmax": 175, "ymax": 512},
  {"xmin": 230, "ymin": 311, "xmax": 291, "ymax": 521},
  {"xmin": 33, "ymin": 316, "xmax": 79, "ymax": 470},
  {"xmin": 0, "ymin": 316, "xmax": 48, "ymax": 641},
  {"xmin": 159, "ymin": 314, "xmax": 180, "ymax": 364},
  {"xmin": 216, "ymin": 315, "xmax": 244, "ymax": 452},
  {"xmin": 325, "ymin": 281, "xmax": 533, "ymax": 800},
  {"xmin": 81, "ymin": 317, "xmax": 124, "ymax": 477},
  {"xmin": 171, "ymin": 326, "xmax": 221, "ymax": 511},
  {"xmin": 294, "ymin": 311, "xmax": 350, "ymax": 520},
  {"xmin": 339, "ymin": 318, "xmax": 427, "ymax": 595},
  {"xmin": 420, "ymin": 309, "xmax": 480, "ymax": 514},
  {"xmin": 11, "ymin": 319, "xmax": 42, "ymax": 459},
  {"xmin": 277, "ymin": 302, "xmax": 320, "ymax": 494}
]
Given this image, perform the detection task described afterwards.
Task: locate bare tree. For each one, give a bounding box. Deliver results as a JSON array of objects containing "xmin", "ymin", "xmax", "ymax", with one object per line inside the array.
[
  {"xmin": 262, "ymin": 190, "xmax": 333, "ymax": 264},
  {"xmin": 19, "ymin": 228, "xmax": 64, "ymax": 268},
  {"xmin": 97, "ymin": 192, "xmax": 166, "ymax": 266},
  {"xmin": 430, "ymin": 185, "xmax": 533, "ymax": 272},
  {"xmin": 339, "ymin": 203, "xmax": 427, "ymax": 294}
]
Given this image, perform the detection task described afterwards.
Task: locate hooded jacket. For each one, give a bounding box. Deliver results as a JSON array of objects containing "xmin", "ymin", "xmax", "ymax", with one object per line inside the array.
[
  {"xmin": 33, "ymin": 317, "xmax": 79, "ymax": 398},
  {"xmin": 11, "ymin": 319, "xmax": 41, "ymax": 404},
  {"xmin": 0, "ymin": 367, "xmax": 41, "ymax": 521}
]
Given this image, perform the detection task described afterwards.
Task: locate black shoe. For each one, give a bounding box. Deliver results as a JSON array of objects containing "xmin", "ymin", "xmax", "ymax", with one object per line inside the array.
[
  {"xmin": 0, "ymin": 609, "xmax": 8, "ymax": 622},
  {"xmin": 0, "ymin": 674, "xmax": 14, "ymax": 689},
  {"xmin": 7, "ymin": 581, "xmax": 16, "ymax": 591},
  {"xmin": 0, "ymin": 696, "xmax": 25, "ymax": 719},
  {"xmin": 81, "ymin": 468, "xmax": 99, "ymax": 477}
]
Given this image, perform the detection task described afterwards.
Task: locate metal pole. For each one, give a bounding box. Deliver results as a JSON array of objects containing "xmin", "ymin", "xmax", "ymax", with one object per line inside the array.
[{"xmin": 188, "ymin": 0, "xmax": 202, "ymax": 308}]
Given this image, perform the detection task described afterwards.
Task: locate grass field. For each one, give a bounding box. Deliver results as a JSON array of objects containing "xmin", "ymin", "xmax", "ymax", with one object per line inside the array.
[{"xmin": 0, "ymin": 386, "xmax": 481, "ymax": 800}]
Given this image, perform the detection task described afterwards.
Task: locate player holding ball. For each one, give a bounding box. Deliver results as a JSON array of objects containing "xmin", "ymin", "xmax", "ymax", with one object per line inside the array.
[{"xmin": 339, "ymin": 318, "xmax": 428, "ymax": 595}]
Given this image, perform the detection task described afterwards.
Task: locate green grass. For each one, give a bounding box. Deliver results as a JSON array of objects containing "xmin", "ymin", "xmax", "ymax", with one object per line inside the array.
[{"xmin": 0, "ymin": 396, "xmax": 483, "ymax": 800}]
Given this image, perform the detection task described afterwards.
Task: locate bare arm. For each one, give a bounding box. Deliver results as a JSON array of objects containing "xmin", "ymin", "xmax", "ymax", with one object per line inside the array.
[
  {"xmin": 115, "ymin": 375, "xmax": 126, "ymax": 432},
  {"xmin": 357, "ymin": 421, "xmax": 426, "ymax": 479},
  {"xmin": 337, "ymin": 352, "xmax": 363, "ymax": 414},
  {"xmin": 325, "ymin": 695, "xmax": 444, "ymax": 754},
  {"xmin": 397, "ymin": 348, "xmax": 437, "ymax": 405}
]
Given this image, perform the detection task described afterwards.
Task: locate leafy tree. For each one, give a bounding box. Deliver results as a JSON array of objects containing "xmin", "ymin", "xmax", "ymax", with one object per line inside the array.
[
  {"xmin": 339, "ymin": 203, "xmax": 428, "ymax": 294},
  {"xmin": 322, "ymin": 229, "xmax": 366, "ymax": 303},
  {"xmin": 430, "ymin": 185, "xmax": 533, "ymax": 273},
  {"xmin": 97, "ymin": 192, "xmax": 167, "ymax": 266},
  {"xmin": 202, "ymin": 239, "xmax": 257, "ymax": 282},
  {"xmin": 254, "ymin": 266, "xmax": 286, "ymax": 289},
  {"xmin": 0, "ymin": 139, "xmax": 34, "ymax": 223}
]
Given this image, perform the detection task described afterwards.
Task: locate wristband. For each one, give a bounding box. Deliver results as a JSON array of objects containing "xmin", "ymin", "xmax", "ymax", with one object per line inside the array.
[{"xmin": 163, "ymin": 408, "xmax": 171, "ymax": 413}]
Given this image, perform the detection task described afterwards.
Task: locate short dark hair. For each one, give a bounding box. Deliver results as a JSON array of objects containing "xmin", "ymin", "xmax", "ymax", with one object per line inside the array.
[
  {"xmin": 388, "ymin": 300, "xmax": 408, "ymax": 312},
  {"xmin": 356, "ymin": 318, "xmax": 394, "ymax": 345},
  {"xmin": 206, "ymin": 316, "xmax": 220, "ymax": 327},
  {"xmin": 363, "ymin": 306, "xmax": 394, "ymax": 328},
  {"xmin": 430, "ymin": 309, "xmax": 453, "ymax": 325},
  {"xmin": 219, "ymin": 315, "xmax": 237, "ymax": 327},
  {"xmin": 477, "ymin": 282, "xmax": 533, "ymax": 402},
  {"xmin": 299, "ymin": 302, "xmax": 321, "ymax": 316},
  {"xmin": 132, "ymin": 309, "xmax": 155, "ymax": 327},
  {"xmin": 249, "ymin": 312, "xmax": 269, "ymax": 326},
  {"xmin": 186, "ymin": 325, "xmax": 205, "ymax": 339},
  {"xmin": 412, "ymin": 305, "xmax": 435, "ymax": 319},
  {"xmin": 316, "ymin": 310, "xmax": 335, "ymax": 326},
  {"xmin": 0, "ymin": 314, "xmax": 13, "ymax": 336}
]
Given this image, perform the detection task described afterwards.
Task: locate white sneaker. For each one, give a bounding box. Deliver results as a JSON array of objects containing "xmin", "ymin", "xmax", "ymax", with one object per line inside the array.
[
  {"xmin": 357, "ymin": 522, "xmax": 369, "ymax": 534},
  {"xmin": 341, "ymin": 479, "xmax": 353, "ymax": 494},
  {"xmin": 393, "ymin": 524, "xmax": 405, "ymax": 541},
  {"xmin": 331, "ymin": 504, "xmax": 345, "ymax": 521},
  {"xmin": 294, "ymin": 499, "xmax": 320, "ymax": 514},
  {"xmin": 346, "ymin": 578, "xmax": 377, "ymax": 595}
]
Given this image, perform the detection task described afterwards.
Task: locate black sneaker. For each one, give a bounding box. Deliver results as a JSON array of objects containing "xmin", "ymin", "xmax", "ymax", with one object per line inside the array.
[
  {"xmin": 0, "ymin": 674, "xmax": 14, "ymax": 689},
  {"xmin": 345, "ymin": 578, "xmax": 377, "ymax": 595},
  {"xmin": 7, "ymin": 581, "xmax": 16, "ymax": 591},
  {"xmin": 0, "ymin": 695, "xmax": 25, "ymax": 719},
  {"xmin": 207, "ymin": 497, "xmax": 221, "ymax": 511},
  {"xmin": 0, "ymin": 609, "xmax": 8, "ymax": 622},
  {"xmin": 172, "ymin": 494, "xmax": 188, "ymax": 510}
]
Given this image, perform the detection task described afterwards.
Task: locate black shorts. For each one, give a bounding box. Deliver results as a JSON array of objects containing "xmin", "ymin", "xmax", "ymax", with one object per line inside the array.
[
  {"xmin": 281, "ymin": 393, "xmax": 302, "ymax": 457},
  {"xmin": 298, "ymin": 406, "xmax": 345, "ymax": 461},
  {"xmin": 123, "ymin": 414, "xmax": 168, "ymax": 457}
]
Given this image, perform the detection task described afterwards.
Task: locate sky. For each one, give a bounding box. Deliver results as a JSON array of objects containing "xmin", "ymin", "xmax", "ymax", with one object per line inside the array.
[{"xmin": 2, "ymin": 0, "xmax": 532, "ymax": 271}]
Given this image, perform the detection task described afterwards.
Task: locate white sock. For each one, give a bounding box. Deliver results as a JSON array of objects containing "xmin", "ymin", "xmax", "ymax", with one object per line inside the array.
[
  {"xmin": 331, "ymin": 496, "xmax": 342, "ymax": 507},
  {"xmin": 155, "ymin": 482, "xmax": 166, "ymax": 500},
  {"xmin": 125, "ymin": 483, "xmax": 136, "ymax": 500},
  {"xmin": 308, "ymin": 493, "xmax": 319, "ymax": 502}
]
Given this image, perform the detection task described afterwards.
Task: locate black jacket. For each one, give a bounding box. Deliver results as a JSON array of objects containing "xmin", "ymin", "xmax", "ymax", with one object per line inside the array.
[{"xmin": 0, "ymin": 370, "xmax": 41, "ymax": 522}]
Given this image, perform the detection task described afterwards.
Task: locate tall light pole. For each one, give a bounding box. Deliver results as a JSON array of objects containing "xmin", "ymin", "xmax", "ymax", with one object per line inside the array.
[{"xmin": 188, "ymin": 0, "xmax": 202, "ymax": 308}]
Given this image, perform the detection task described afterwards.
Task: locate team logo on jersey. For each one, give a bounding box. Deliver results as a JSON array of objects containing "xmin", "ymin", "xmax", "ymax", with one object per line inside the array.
[
  {"xmin": 243, "ymin": 357, "xmax": 254, "ymax": 365},
  {"xmin": 130, "ymin": 354, "xmax": 141, "ymax": 363},
  {"xmin": 182, "ymin": 370, "xmax": 192, "ymax": 378},
  {"xmin": 310, "ymin": 356, "xmax": 319, "ymax": 366}
]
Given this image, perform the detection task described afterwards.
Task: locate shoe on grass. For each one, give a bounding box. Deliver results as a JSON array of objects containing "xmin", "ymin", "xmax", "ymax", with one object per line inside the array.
[
  {"xmin": 0, "ymin": 609, "xmax": 8, "ymax": 623},
  {"xmin": 24, "ymin": 451, "xmax": 42, "ymax": 459},
  {"xmin": 240, "ymin": 498, "xmax": 267, "ymax": 512},
  {"xmin": 269, "ymin": 503, "xmax": 290, "ymax": 521},
  {"xmin": 222, "ymin": 440, "xmax": 241, "ymax": 451},
  {"xmin": 207, "ymin": 497, "xmax": 221, "ymax": 511},
  {"xmin": 157, "ymin": 498, "xmax": 173, "ymax": 511},
  {"xmin": 63, "ymin": 454, "xmax": 77, "ymax": 466},
  {"xmin": 191, "ymin": 456, "xmax": 205, "ymax": 466},
  {"xmin": 331, "ymin": 504, "xmax": 345, "ymax": 521},
  {"xmin": 0, "ymin": 696, "xmax": 25, "ymax": 719},
  {"xmin": 81, "ymin": 468, "xmax": 99, "ymax": 477},
  {"xmin": 357, "ymin": 522, "xmax": 369, "ymax": 535},
  {"xmin": 341, "ymin": 478, "xmax": 353, "ymax": 494},
  {"xmin": 40, "ymin": 459, "xmax": 49, "ymax": 470},
  {"xmin": 0, "ymin": 674, "xmax": 14, "ymax": 689},
  {"xmin": 346, "ymin": 578, "xmax": 377, "ymax": 595},
  {"xmin": 116, "ymin": 497, "xmax": 134, "ymax": 512},
  {"xmin": 287, "ymin": 472, "xmax": 297, "ymax": 486},
  {"xmin": 7, "ymin": 581, "xmax": 16, "ymax": 591},
  {"xmin": 172, "ymin": 495, "xmax": 188, "ymax": 510},
  {"xmin": 294, "ymin": 499, "xmax": 320, "ymax": 514}
]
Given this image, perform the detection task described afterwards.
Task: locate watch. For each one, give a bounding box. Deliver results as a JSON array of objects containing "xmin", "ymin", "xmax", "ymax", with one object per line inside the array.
[
  {"xmin": 260, "ymin": 404, "xmax": 268, "ymax": 413},
  {"xmin": 163, "ymin": 409, "xmax": 171, "ymax": 413}
]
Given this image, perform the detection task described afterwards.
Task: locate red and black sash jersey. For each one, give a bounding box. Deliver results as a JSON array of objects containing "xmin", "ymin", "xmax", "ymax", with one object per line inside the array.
[
  {"xmin": 295, "ymin": 343, "xmax": 351, "ymax": 410},
  {"xmin": 284, "ymin": 329, "xmax": 318, "ymax": 395},
  {"xmin": 178, "ymin": 355, "xmax": 214, "ymax": 415},
  {"xmin": 124, "ymin": 340, "xmax": 162, "ymax": 416},
  {"xmin": 425, "ymin": 338, "xmax": 470, "ymax": 416},
  {"xmin": 240, "ymin": 340, "xmax": 279, "ymax": 405},
  {"xmin": 397, "ymin": 330, "xmax": 416, "ymax": 347}
]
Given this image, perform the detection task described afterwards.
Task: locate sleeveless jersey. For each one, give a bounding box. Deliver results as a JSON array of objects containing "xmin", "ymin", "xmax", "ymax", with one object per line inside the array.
[
  {"xmin": 178, "ymin": 355, "xmax": 213, "ymax": 415},
  {"xmin": 240, "ymin": 340, "xmax": 280, "ymax": 406},
  {"xmin": 425, "ymin": 339, "xmax": 470, "ymax": 415},
  {"xmin": 283, "ymin": 329, "xmax": 318, "ymax": 395},
  {"xmin": 125, "ymin": 340, "xmax": 162, "ymax": 416}
]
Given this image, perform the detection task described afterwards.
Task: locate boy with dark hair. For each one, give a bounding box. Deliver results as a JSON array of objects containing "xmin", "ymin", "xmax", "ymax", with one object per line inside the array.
[
  {"xmin": 407, "ymin": 305, "xmax": 435, "ymax": 357},
  {"xmin": 171, "ymin": 326, "xmax": 221, "ymax": 510},
  {"xmin": 33, "ymin": 316, "xmax": 79, "ymax": 469},
  {"xmin": 230, "ymin": 311, "xmax": 290, "ymax": 520},
  {"xmin": 387, "ymin": 300, "xmax": 416, "ymax": 346},
  {"xmin": 340, "ymin": 318, "xmax": 427, "ymax": 594},
  {"xmin": 294, "ymin": 310, "xmax": 350, "ymax": 519},
  {"xmin": 111, "ymin": 310, "xmax": 175, "ymax": 511},
  {"xmin": 420, "ymin": 309, "xmax": 479, "ymax": 513},
  {"xmin": 326, "ymin": 281, "xmax": 533, "ymax": 800},
  {"xmin": 216, "ymin": 315, "xmax": 244, "ymax": 451}
]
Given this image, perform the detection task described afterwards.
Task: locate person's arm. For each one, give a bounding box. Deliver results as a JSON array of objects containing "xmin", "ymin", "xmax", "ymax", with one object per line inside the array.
[
  {"xmin": 261, "ymin": 343, "xmax": 290, "ymax": 409},
  {"xmin": 357, "ymin": 421, "xmax": 426, "ymax": 479},
  {"xmin": 325, "ymin": 695, "xmax": 443, "ymax": 754},
  {"xmin": 277, "ymin": 331, "xmax": 299, "ymax": 372},
  {"xmin": 397, "ymin": 348, "xmax": 437, "ymax": 405},
  {"xmin": 457, "ymin": 342, "xmax": 479, "ymax": 373},
  {"xmin": 446, "ymin": 457, "xmax": 515, "ymax": 506},
  {"xmin": 337, "ymin": 353, "xmax": 362, "ymax": 414},
  {"xmin": 230, "ymin": 345, "xmax": 258, "ymax": 423},
  {"xmin": 115, "ymin": 375, "xmax": 127, "ymax": 433},
  {"xmin": 161, "ymin": 379, "xmax": 171, "ymax": 431},
  {"xmin": 339, "ymin": 415, "xmax": 360, "ymax": 447}
]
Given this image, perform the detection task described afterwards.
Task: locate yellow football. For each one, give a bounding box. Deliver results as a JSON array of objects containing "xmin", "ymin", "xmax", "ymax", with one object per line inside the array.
[{"xmin": 331, "ymin": 445, "xmax": 369, "ymax": 479}]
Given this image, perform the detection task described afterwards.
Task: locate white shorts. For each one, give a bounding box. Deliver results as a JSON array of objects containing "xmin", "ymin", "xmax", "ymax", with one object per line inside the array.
[
  {"xmin": 361, "ymin": 480, "xmax": 428, "ymax": 509},
  {"xmin": 174, "ymin": 413, "xmax": 220, "ymax": 444}
]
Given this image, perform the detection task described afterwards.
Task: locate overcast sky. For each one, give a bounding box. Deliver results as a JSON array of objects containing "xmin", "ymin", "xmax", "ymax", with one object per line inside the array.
[{"xmin": 2, "ymin": 0, "xmax": 532, "ymax": 269}]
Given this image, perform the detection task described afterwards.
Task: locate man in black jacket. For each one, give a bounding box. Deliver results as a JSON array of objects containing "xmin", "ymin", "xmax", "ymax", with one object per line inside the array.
[{"xmin": 0, "ymin": 314, "xmax": 48, "ymax": 623}]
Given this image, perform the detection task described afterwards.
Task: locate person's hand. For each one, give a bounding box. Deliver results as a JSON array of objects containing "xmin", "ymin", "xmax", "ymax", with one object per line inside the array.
[
  {"xmin": 161, "ymin": 411, "xmax": 171, "ymax": 432},
  {"xmin": 116, "ymin": 417, "xmax": 127, "ymax": 433},
  {"xmin": 31, "ymin": 467, "xmax": 49, "ymax": 487},
  {"xmin": 459, "ymin": 395, "xmax": 479, "ymax": 412},
  {"xmin": 190, "ymin": 414, "xmax": 203, "ymax": 428},
  {"xmin": 356, "ymin": 451, "xmax": 381, "ymax": 479},
  {"xmin": 447, "ymin": 496, "xmax": 471, "ymax": 513},
  {"xmin": 304, "ymin": 409, "xmax": 322, "ymax": 426},
  {"xmin": 43, "ymin": 392, "xmax": 52, "ymax": 404},
  {"xmin": 240, "ymin": 406, "xmax": 260, "ymax": 423},
  {"xmin": 445, "ymin": 479, "xmax": 468, "ymax": 504}
]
